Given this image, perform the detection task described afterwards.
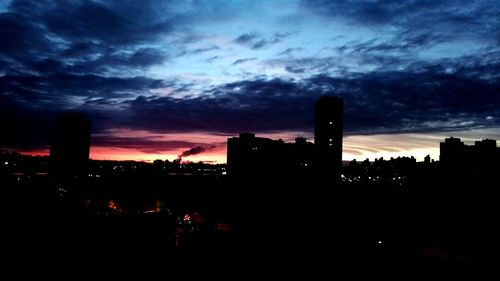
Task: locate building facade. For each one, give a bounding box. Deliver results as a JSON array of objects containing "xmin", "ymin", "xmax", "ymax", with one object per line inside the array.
[
  {"xmin": 314, "ymin": 96, "xmax": 343, "ymax": 178},
  {"xmin": 50, "ymin": 112, "xmax": 91, "ymax": 181},
  {"xmin": 227, "ymin": 96, "xmax": 343, "ymax": 179}
]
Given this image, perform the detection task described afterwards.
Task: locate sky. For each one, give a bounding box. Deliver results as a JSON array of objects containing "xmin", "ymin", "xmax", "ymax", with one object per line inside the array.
[{"xmin": 0, "ymin": 0, "xmax": 499, "ymax": 163}]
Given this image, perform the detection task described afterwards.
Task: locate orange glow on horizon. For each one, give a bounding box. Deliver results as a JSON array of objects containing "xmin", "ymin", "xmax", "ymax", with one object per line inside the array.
[
  {"xmin": 3, "ymin": 146, "xmax": 227, "ymax": 163},
  {"xmin": 5, "ymin": 128, "xmax": 499, "ymax": 163},
  {"xmin": 89, "ymin": 146, "xmax": 227, "ymax": 163}
]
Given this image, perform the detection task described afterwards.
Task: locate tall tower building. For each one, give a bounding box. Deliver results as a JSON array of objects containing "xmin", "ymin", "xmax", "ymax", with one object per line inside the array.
[
  {"xmin": 50, "ymin": 112, "xmax": 91, "ymax": 181},
  {"xmin": 314, "ymin": 96, "xmax": 343, "ymax": 179}
]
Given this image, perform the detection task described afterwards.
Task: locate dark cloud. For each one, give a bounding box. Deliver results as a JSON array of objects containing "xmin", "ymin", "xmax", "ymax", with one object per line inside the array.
[
  {"xmin": 0, "ymin": 94, "xmax": 58, "ymax": 150},
  {"xmin": 273, "ymin": 31, "xmax": 298, "ymax": 40},
  {"xmin": 232, "ymin": 58, "xmax": 257, "ymax": 65},
  {"xmin": 285, "ymin": 66, "xmax": 305, "ymax": 73},
  {"xmin": 303, "ymin": 0, "xmax": 499, "ymax": 45},
  {"xmin": 1, "ymin": 0, "xmax": 499, "ymax": 154},
  {"xmin": 267, "ymin": 56, "xmax": 342, "ymax": 76},
  {"xmin": 203, "ymin": 56, "xmax": 221, "ymax": 63},
  {"xmin": 93, "ymin": 135, "xmax": 207, "ymax": 154},
  {"xmin": 128, "ymin": 48, "xmax": 168, "ymax": 67},
  {"xmin": 235, "ymin": 33, "xmax": 258, "ymax": 44},
  {"xmin": 178, "ymin": 145, "xmax": 216, "ymax": 159},
  {"xmin": 62, "ymin": 41, "xmax": 103, "ymax": 57},
  {"xmin": 0, "ymin": 9, "xmax": 51, "ymax": 57},
  {"xmin": 122, "ymin": 78, "xmax": 312, "ymax": 134},
  {"xmin": 120, "ymin": 58, "xmax": 499, "ymax": 135},
  {"xmin": 2, "ymin": 56, "xmax": 499, "ymax": 150},
  {"xmin": 340, "ymin": 33, "xmax": 450, "ymax": 55},
  {"xmin": 277, "ymin": 47, "xmax": 304, "ymax": 56},
  {"xmin": 191, "ymin": 45, "xmax": 220, "ymax": 54},
  {"xmin": 0, "ymin": 0, "xmax": 181, "ymax": 80},
  {"xmin": 274, "ymin": 32, "xmax": 498, "ymax": 76},
  {"xmin": 63, "ymin": 47, "xmax": 169, "ymax": 74},
  {"xmin": 251, "ymin": 39, "xmax": 268, "ymax": 49},
  {"xmin": 0, "ymin": 73, "xmax": 166, "ymax": 101},
  {"xmin": 234, "ymin": 32, "xmax": 286, "ymax": 49},
  {"xmin": 303, "ymin": 0, "xmax": 436, "ymax": 25},
  {"xmin": 40, "ymin": 0, "xmax": 179, "ymax": 45},
  {"xmin": 177, "ymin": 45, "xmax": 220, "ymax": 58}
]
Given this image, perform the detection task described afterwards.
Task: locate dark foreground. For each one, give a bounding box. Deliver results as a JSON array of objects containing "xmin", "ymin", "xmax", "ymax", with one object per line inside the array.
[{"xmin": 3, "ymin": 173, "xmax": 494, "ymax": 273}]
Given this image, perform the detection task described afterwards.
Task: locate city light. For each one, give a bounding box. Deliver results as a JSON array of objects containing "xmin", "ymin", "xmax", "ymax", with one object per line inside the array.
[{"xmin": 108, "ymin": 200, "xmax": 117, "ymax": 210}]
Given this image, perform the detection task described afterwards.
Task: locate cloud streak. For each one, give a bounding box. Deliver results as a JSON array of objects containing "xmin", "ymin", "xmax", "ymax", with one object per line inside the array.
[
  {"xmin": 232, "ymin": 58, "xmax": 258, "ymax": 65},
  {"xmin": 178, "ymin": 145, "xmax": 216, "ymax": 159}
]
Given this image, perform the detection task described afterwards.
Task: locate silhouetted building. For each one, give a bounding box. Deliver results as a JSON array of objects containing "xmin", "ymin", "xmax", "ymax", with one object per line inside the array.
[
  {"xmin": 227, "ymin": 133, "xmax": 283, "ymax": 176},
  {"xmin": 226, "ymin": 133, "xmax": 315, "ymax": 177},
  {"xmin": 424, "ymin": 154, "xmax": 431, "ymax": 164},
  {"xmin": 314, "ymin": 96, "xmax": 343, "ymax": 179},
  {"xmin": 439, "ymin": 137, "xmax": 465, "ymax": 168},
  {"xmin": 291, "ymin": 137, "xmax": 315, "ymax": 173},
  {"xmin": 227, "ymin": 97, "xmax": 343, "ymax": 177},
  {"xmin": 440, "ymin": 137, "xmax": 499, "ymax": 172},
  {"xmin": 50, "ymin": 112, "xmax": 91, "ymax": 181}
]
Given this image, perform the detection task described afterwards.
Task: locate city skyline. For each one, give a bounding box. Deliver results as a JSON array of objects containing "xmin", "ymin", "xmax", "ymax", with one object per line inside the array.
[{"xmin": 1, "ymin": 0, "xmax": 499, "ymax": 163}]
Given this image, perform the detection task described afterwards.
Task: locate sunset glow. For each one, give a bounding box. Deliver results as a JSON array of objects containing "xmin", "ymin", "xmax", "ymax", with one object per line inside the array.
[
  {"xmin": 1, "ymin": 0, "xmax": 498, "ymax": 163},
  {"xmin": 10, "ymin": 128, "xmax": 499, "ymax": 163}
]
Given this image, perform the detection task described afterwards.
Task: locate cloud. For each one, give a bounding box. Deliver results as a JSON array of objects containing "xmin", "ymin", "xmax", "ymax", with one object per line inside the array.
[
  {"xmin": 203, "ymin": 56, "xmax": 221, "ymax": 63},
  {"xmin": 121, "ymin": 58, "xmax": 500, "ymax": 136},
  {"xmin": 39, "ymin": 0, "xmax": 180, "ymax": 45},
  {"xmin": 128, "ymin": 48, "xmax": 168, "ymax": 67},
  {"xmin": 0, "ymin": 94, "xmax": 59, "ymax": 150},
  {"xmin": 93, "ymin": 135, "xmax": 207, "ymax": 155},
  {"xmin": 0, "ymin": 0, "xmax": 235, "ymax": 78},
  {"xmin": 277, "ymin": 47, "xmax": 304, "ymax": 56},
  {"xmin": 267, "ymin": 56, "xmax": 343, "ymax": 76},
  {"xmin": 178, "ymin": 145, "xmax": 216, "ymax": 159},
  {"xmin": 303, "ymin": 0, "xmax": 431, "ymax": 25},
  {"xmin": 177, "ymin": 45, "xmax": 220, "ymax": 57},
  {"xmin": 1, "ymin": 0, "xmax": 499, "ymax": 157},
  {"xmin": 0, "ymin": 71, "xmax": 167, "ymax": 149},
  {"xmin": 62, "ymin": 41, "xmax": 103, "ymax": 57},
  {"xmin": 341, "ymin": 33, "xmax": 450, "ymax": 55},
  {"xmin": 232, "ymin": 58, "xmax": 257, "ymax": 65},
  {"xmin": 284, "ymin": 66, "xmax": 305, "ymax": 73},
  {"xmin": 234, "ymin": 32, "xmax": 288, "ymax": 49},
  {"xmin": 191, "ymin": 45, "xmax": 220, "ymax": 54},
  {"xmin": 3, "ymin": 54, "xmax": 498, "ymax": 151},
  {"xmin": 235, "ymin": 33, "xmax": 258, "ymax": 45},
  {"xmin": 0, "ymin": 73, "xmax": 166, "ymax": 101},
  {"xmin": 303, "ymin": 0, "xmax": 499, "ymax": 45}
]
